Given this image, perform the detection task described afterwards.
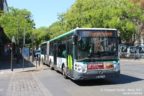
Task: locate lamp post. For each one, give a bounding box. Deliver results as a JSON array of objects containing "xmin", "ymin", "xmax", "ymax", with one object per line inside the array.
[
  {"xmin": 11, "ymin": 36, "xmax": 16, "ymax": 71},
  {"xmin": 22, "ymin": 27, "xmax": 26, "ymax": 70},
  {"xmin": 31, "ymin": 34, "xmax": 35, "ymax": 62},
  {"xmin": 22, "ymin": 16, "xmax": 28, "ymax": 70},
  {"xmin": 22, "ymin": 15, "xmax": 30, "ymax": 70}
]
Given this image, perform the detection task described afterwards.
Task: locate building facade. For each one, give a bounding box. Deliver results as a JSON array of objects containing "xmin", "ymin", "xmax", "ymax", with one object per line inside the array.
[{"xmin": 0, "ymin": 0, "xmax": 8, "ymax": 11}]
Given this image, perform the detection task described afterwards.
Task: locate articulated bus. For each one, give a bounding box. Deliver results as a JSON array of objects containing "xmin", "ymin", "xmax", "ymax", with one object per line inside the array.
[{"xmin": 41, "ymin": 28, "xmax": 120, "ymax": 80}]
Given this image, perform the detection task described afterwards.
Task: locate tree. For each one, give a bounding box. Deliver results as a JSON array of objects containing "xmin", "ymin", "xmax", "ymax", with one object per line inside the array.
[
  {"xmin": 48, "ymin": 0, "xmax": 144, "ymax": 44},
  {"xmin": 0, "ymin": 7, "xmax": 35, "ymax": 46},
  {"xmin": 32, "ymin": 27, "xmax": 50, "ymax": 46},
  {"xmin": 47, "ymin": 21, "xmax": 64, "ymax": 38}
]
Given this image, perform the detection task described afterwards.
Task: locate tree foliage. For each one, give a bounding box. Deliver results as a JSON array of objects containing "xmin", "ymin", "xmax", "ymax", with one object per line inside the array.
[
  {"xmin": 32, "ymin": 27, "xmax": 50, "ymax": 46},
  {"xmin": 1, "ymin": 0, "xmax": 144, "ymax": 46},
  {"xmin": 0, "ymin": 7, "xmax": 35, "ymax": 46},
  {"xmin": 47, "ymin": 0, "xmax": 144, "ymax": 44}
]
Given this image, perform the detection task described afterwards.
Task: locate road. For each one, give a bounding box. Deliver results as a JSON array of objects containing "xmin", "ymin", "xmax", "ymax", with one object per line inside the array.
[
  {"xmin": 35, "ymin": 59, "xmax": 144, "ymax": 96},
  {"xmin": 0, "ymin": 59, "xmax": 144, "ymax": 96}
]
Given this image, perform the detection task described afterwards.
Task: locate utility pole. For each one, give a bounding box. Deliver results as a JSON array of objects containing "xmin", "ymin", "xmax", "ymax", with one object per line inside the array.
[
  {"xmin": 10, "ymin": 46, "xmax": 13, "ymax": 71},
  {"xmin": 31, "ymin": 35, "xmax": 34, "ymax": 62},
  {"xmin": 22, "ymin": 15, "xmax": 29, "ymax": 70},
  {"xmin": 11, "ymin": 36, "xmax": 16, "ymax": 71},
  {"xmin": 22, "ymin": 27, "xmax": 26, "ymax": 70}
]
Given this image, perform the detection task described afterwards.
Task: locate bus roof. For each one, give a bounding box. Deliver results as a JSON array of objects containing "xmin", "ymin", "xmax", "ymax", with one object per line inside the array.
[
  {"xmin": 75, "ymin": 28, "xmax": 117, "ymax": 31},
  {"xmin": 49, "ymin": 29, "xmax": 75, "ymax": 42},
  {"xmin": 49, "ymin": 28, "xmax": 117, "ymax": 42},
  {"xmin": 40, "ymin": 41, "xmax": 49, "ymax": 45}
]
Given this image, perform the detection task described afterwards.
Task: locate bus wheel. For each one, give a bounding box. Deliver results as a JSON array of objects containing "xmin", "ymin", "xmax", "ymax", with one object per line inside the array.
[{"xmin": 62, "ymin": 65, "xmax": 68, "ymax": 79}]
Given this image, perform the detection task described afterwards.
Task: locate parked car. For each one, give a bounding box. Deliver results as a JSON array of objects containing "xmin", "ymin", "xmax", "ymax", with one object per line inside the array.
[
  {"xmin": 137, "ymin": 45, "xmax": 144, "ymax": 58},
  {"xmin": 119, "ymin": 44, "xmax": 129, "ymax": 58},
  {"xmin": 119, "ymin": 44, "xmax": 144, "ymax": 58}
]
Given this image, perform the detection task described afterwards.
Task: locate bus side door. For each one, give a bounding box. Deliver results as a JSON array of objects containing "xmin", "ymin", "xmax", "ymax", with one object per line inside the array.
[
  {"xmin": 66, "ymin": 41, "xmax": 73, "ymax": 76},
  {"xmin": 54, "ymin": 43, "xmax": 57, "ymax": 65}
]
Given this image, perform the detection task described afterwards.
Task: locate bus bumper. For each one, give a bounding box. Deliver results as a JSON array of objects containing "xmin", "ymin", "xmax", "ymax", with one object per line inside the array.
[{"xmin": 72, "ymin": 71, "xmax": 120, "ymax": 80}]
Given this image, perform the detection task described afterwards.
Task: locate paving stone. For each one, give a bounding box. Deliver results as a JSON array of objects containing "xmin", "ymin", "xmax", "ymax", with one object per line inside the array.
[{"xmin": 6, "ymin": 72, "xmax": 51, "ymax": 96}]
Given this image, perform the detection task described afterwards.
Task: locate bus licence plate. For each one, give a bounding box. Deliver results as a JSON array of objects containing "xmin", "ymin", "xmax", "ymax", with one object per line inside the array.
[{"xmin": 96, "ymin": 75, "xmax": 105, "ymax": 79}]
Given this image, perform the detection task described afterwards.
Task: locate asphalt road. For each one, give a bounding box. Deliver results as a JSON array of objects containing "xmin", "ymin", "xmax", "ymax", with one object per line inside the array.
[
  {"xmin": 35, "ymin": 59, "xmax": 144, "ymax": 96},
  {"xmin": 0, "ymin": 59, "xmax": 144, "ymax": 96}
]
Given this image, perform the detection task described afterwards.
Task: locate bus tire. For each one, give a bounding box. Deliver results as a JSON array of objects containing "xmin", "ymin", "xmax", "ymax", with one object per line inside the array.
[{"xmin": 62, "ymin": 65, "xmax": 68, "ymax": 79}]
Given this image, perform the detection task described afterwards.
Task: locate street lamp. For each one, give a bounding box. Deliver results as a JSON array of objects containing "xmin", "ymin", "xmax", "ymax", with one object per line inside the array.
[
  {"xmin": 31, "ymin": 34, "xmax": 35, "ymax": 62},
  {"xmin": 23, "ymin": 16, "xmax": 29, "ymax": 47},
  {"xmin": 22, "ymin": 15, "xmax": 29, "ymax": 70},
  {"xmin": 11, "ymin": 36, "xmax": 16, "ymax": 71}
]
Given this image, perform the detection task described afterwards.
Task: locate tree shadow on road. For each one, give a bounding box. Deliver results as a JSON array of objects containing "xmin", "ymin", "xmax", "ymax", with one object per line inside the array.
[
  {"xmin": 0, "ymin": 58, "xmax": 35, "ymax": 70},
  {"xmin": 73, "ymin": 74, "xmax": 143, "ymax": 86}
]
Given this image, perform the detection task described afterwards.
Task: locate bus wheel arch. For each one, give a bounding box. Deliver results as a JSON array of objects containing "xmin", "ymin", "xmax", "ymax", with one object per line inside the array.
[
  {"xmin": 49, "ymin": 59, "xmax": 54, "ymax": 70},
  {"xmin": 41, "ymin": 57, "xmax": 44, "ymax": 64},
  {"xmin": 47, "ymin": 59, "xmax": 51, "ymax": 67},
  {"xmin": 62, "ymin": 64, "xmax": 68, "ymax": 79},
  {"xmin": 48, "ymin": 59, "xmax": 51, "ymax": 66}
]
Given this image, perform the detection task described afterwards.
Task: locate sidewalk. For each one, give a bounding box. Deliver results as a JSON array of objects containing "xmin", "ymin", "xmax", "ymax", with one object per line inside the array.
[
  {"xmin": 0, "ymin": 58, "xmax": 44, "ymax": 75},
  {"xmin": 6, "ymin": 71, "xmax": 52, "ymax": 96},
  {"xmin": 0, "ymin": 59, "xmax": 51, "ymax": 96}
]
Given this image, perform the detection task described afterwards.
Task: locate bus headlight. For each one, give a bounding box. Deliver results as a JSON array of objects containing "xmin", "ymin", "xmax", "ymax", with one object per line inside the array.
[
  {"xmin": 113, "ymin": 61, "xmax": 120, "ymax": 72},
  {"xmin": 74, "ymin": 63, "xmax": 87, "ymax": 73}
]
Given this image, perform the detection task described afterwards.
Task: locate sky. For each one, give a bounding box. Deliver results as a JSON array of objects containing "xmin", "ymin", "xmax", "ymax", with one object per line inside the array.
[{"xmin": 7, "ymin": 0, "xmax": 75, "ymax": 28}]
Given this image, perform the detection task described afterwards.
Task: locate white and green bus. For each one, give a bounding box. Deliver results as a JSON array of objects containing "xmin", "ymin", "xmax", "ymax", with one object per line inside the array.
[{"xmin": 41, "ymin": 28, "xmax": 120, "ymax": 80}]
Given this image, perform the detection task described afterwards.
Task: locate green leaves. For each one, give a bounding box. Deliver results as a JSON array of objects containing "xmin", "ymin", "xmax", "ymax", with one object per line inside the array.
[
  {"xmin": 32, "ymin": 27, "xmax": 50, "ymax": 46},
  {"xmin": 0, "ymin": 7, "xmax": 35, "ymax": 46},
  {"xmin": 47, "ymin": 0, "xmax": 144, "ymax": 44},
  {"xmin": 2, "ymin": 0, "xmax": 143, "ymax": 46}
]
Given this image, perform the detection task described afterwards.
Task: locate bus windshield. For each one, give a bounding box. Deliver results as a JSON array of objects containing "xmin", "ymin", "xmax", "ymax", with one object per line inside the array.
[{"xmin": 76, "ymin": 37, "xmax": 118, "ymax": 61}]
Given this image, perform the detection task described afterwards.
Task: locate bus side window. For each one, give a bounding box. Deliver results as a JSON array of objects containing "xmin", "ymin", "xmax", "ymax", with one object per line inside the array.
[
  {"xmin": 57, "ymin": 44, "xmax": 62, "ymax": 57},
  {"xmin": 67, "ymin": 40, "xmax": 73, "ymax": 55},
  {"xmin": 49, "ymin": 44, "xmax": 54, "ymax": 56},
  {"xmin": 57, "ymin": 44, "xmax": 66, "ymax": 58},
  {"xmin": 62, "ymin": 45, "xmax": 67, "ymax": 58}
]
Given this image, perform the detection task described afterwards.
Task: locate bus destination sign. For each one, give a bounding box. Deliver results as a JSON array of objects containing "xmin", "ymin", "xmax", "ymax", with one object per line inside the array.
[{"xmin": 79, "ymin": 31, "xmax": 114, "ymax": 37}]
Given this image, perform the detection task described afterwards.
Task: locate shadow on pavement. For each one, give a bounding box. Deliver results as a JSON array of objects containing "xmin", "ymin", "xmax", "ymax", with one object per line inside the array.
[
  {"xmin": 73, "ymin": 74, "xmax": 143, "ymax": 86},
  {"xmin": 73, "ymin": 79, "xmax": 113, "ymax": 86},
  {"xmin": 0, "ymin": 57, "xmax": 35, "ymax": 71},
  {"xmin": 112, "ymin": 74, "xmax": 143, "ymax": 84},
  {"xmin": 22, "ymin": 69, "xmax": 41, "ymax": 72}
]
